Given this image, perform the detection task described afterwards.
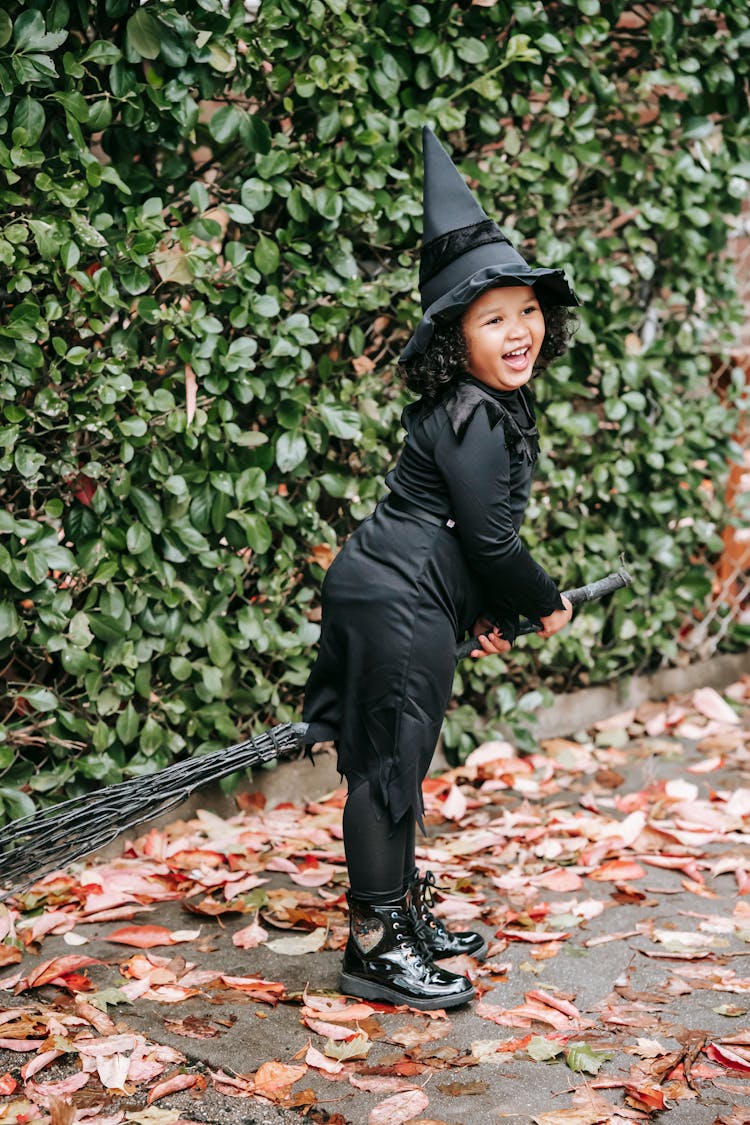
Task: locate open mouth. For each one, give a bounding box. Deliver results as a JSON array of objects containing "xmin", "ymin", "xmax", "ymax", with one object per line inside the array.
[{"xmin": 502, "ymin": 346, "xmax": 530, "ymax": 371}]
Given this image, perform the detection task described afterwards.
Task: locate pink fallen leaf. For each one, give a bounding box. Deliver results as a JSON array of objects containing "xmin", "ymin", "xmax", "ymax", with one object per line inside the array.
[
  {"xmin": 525, "ymin": 990, "xmax": 581, "ymax": 1020},
  {"xmin": 497, "ymin": 930, "xmax": 570, "ymax": 943},
  {"xmin": 96, "ymin": 1053, "xmax": 130, "ymax": 1092},
  {"xmin": 26, "ymin": 1072, "xmax": 90, "ymax": 1097},
  {"xmin": 147, "ymin": 1072, "xmax": 203, "ymax": 1103},
  {"xmin": 0, "ymin": 1073, "xmax": 17, "ymax": 1095},
  {"xmin": 21, "ymin": 1050, "xmax": 64, "ymax": 1079},
  {"xmin": 530, "ymin": 869, "xmax": 583, "ymax": 892},
  {"xmin": 441, "ymin": 785, "xmax": 467, "ymax": 822},
  {"xmin": 464, "ymin": 740, "xmax": 515, "ymax": 767},
  {"xmin": 289, "ymin": 862, "xmax": 338, "ymax": 887},
  {"xmin": 232, "ymin": 920, "xmax": 269, "ymax": 949},
  {"xmin": 687, "ymin": 755, "xmax": 723, "ymax": 773},
  {"xmin": 350, "ymin": 1075, "xmax": 420, "ymax": 1094},
  {"xmin": 589, "ymin": 859, "xmax": 646, "ymax": 882},
  {"xmin": 305, "ymin": 1045, "xmax": 343, "ymax": 1074},
  {"xmin": 301, "ymin": 994, "xmax": 375, "ymax": 1022},
  {"xmin": 304, "ymin": 1018, "xmax": 359, "ymax": 1041},
  {"xmin": 368, "ymin": 1088, "xmax": 429, "ymax": 1124},
  {"xmin": 0, "ymin": 1038, "xmax": 46, "ymax": 1051},
  {"xmin": 692, "ymin": 687, "xmax": 740, "ymax": 725}
]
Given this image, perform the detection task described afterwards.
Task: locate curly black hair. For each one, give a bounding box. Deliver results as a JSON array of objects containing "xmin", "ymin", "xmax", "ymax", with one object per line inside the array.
[{"xmin": 400, "ymin": 302, "xmax": 578, "ymax": 405}]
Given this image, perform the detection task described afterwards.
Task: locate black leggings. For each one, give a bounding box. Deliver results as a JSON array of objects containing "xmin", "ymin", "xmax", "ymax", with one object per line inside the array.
[{"xmin": 343, "ymin": 779, "xmax": 417, "ymax": 904}]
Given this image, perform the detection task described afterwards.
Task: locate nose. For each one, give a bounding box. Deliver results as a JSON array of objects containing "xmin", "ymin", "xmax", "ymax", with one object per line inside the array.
[{"xmin": 506, "ymin": 316, "xmax": 527, "ymax": 340}]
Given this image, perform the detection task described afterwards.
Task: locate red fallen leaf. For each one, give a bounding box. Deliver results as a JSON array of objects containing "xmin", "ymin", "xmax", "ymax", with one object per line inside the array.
[
  {"xmin": 18, "ymin": 954, "xmax": 101, "ymax": 992},
  {"xmin": 54, "ymin": 972, "xmax": 95, "ymax": 992},
  {"xmin": 496, "ymin": 1034, "xmax": 533, "ymax": 1052},
  {"xmin": 707, "ymin": 1042, "xmax": 750, "ymax": 1073},
  {"xmin": 0, "ymin": 1073, "xmax": 16, "ymax": 1094},
  {"xmin": 622, "ymin": 1080, "xmax": 667, "ymax": 1110},
  {"xmin": 147, "ymin": 1071, "xmax": 206, "ymax": 1104},
  {"xmin": 496, "ymin": 930, "xmax": 570, "ymax": 943},
  {"xmin": 106, "ymin": 925, "xmax": 184, "ymax": 948},
  {"xmin": 589, "ymin": 859, "xmax": 646, "ymax": 882}
]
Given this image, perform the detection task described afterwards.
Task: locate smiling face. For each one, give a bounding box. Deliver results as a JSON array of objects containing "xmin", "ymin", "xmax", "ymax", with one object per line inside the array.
[{"xmin": 460, "ymin": 284, "xmax": 546, "ymax": 392}]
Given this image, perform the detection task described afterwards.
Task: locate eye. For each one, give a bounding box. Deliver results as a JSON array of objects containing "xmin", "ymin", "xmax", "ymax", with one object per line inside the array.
[{"xmin": 522, "ymin": 305, "xmax": 539, "ymax": 316}]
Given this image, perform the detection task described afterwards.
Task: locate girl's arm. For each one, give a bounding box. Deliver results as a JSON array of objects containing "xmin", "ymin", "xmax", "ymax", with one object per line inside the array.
[{"xmin": 435, "ymin": 402, "xmax": 564, "ymax": 623}]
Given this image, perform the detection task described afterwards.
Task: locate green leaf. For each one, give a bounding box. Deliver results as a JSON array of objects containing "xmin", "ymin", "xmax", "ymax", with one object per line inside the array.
[
  {"xmin": 565, "ymin": 1042, "xmax": 614, "ymax": 1074},
  {"xmin": 0, "ymin": 12, "xmax": 11, "ymax": 49},
  {"xmin": 82, "ymin": 40, "xmax": 122, "ymax": 65},
  {"xmin": 20, "ymin": 687, "xmax": 58, "ymax": 712},
  {"xmin": 276, "ymin": 431, "xmax": 307, "ymax": 473},
  {"xmin": 13, "ymin": 97, "xmax": 45, "ymax": 144},
  {"xmin": 537, "ymin": 32, "xmax": 564, "ymax": 54},
  {"xmin": 130, "ymin": 488, "xmax": 163, "ymax": 534},
  {"xmin": 209, "ymin": 105, "xmax": 242, "ymax": 145},
  {"xmin": 0, "ymin": 787, "xmax": 36, "ymax": 821},
  {"xmin": 0, "ymin": 602, "xmax": 20, "ymax": 640},
  {"xmin": 254, "ymin": 233, "xmax": 280, "ymax": 275},
  {"xmin": 126, "ymin": 8, "xmax": 161, "ymax": 60},
  {"xmin": 126, "ymin": 521, "xmax": 152, "ymax": 555},
  {"xmin": 318, "ymin": 403, "xmax": 361, "ymax": 440}
]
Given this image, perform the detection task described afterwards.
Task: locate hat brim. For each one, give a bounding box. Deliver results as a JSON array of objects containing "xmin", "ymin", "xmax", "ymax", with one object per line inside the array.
[{"xmin": 400, "ymin": 264, "xmax": 579, "ymax": 364}]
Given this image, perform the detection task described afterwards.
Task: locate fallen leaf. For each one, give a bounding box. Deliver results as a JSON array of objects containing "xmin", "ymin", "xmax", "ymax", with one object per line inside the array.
[
  {"xmin": 565, "ymin": 1042, "xmax": 614, "ymax": 1074},
  {"xmin": 527, "ymin": 1036, "xmax": 565, "ymax": 1061},
  {"xmin": 253, "ymin": 1060, "xmax": 307, "ymax": 1100},
  {"xmin": 106, "ymin": 926, "xmax": 198, "ymax": 949},
  {"xmin": 147, "ymin": 1072, "xmax": 204, "ymax": 1103},
  {"xmin": 231, "ymin": 920, "xmax": 269, "ymax": 949},
  {"xmin": 266, "ymin": 927, "xmax": 327, "ymax": 955},
  {"xmin": 324, "ymin": 1032, "xmax": 372, "ymax": 1061},
  {"xmin": 368, "ymin": 1089, "xmax": 430, "ymax": 1124},
  {"xmin": 436, "ymin": 1078, "xmax": 489, "ymax": 1095}
]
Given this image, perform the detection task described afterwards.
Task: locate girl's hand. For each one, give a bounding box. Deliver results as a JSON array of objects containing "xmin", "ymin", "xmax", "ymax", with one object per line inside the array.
[
  {"xmin": 537, "ymin": 595, "xmax": 573, "ymax": 639},
  {"xmin": 470, "ymin": 616, "xmax": 512, "ymax": 659}
]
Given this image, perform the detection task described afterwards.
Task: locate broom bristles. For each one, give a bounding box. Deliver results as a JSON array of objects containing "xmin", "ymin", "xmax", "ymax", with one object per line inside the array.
[{"xmin": 0, "ymin": 722, "xmax": 307, "ymax": 902}]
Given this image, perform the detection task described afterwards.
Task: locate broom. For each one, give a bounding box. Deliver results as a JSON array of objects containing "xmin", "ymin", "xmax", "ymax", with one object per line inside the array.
[{"xmin": 0, "ymin": 567, "xmax": 632, "ymax": 901}]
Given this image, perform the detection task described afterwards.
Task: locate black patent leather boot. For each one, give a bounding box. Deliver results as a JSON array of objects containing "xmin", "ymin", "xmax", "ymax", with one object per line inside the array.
[
  {"xmin": 408, "ymin": 870, "xmax": 488, "ymax": 961},
  {"xmin": 339, "ymin": 892, "xmax": 474, "ymax": 1011}
]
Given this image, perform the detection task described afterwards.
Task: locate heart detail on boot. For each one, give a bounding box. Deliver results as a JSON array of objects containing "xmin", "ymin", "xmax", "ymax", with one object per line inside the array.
[{"xmin": 351, "ymin": 911, "xmax": 385, "ymax": 954}]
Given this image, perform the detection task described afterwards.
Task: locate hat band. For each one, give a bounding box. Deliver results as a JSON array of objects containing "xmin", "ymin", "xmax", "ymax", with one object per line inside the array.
[
  {"xmin": 420, "ymin": 242, "xmax": 532, "ymax": 310},
  {"xmin": 419, "ymin": 218, "xmax": 508, "ymax": 286}
]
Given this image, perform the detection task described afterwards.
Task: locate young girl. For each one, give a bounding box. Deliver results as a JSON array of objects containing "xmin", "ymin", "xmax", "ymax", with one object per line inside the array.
[{"xmin": 303, "ymin": 128, "xmax": 578, "ymax": 1011}]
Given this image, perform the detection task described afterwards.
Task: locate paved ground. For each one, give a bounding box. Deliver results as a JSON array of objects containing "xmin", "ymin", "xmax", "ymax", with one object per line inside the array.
[{"xmin": 2, "ymin": 673, "xmax": 750, "ymax": 1125}]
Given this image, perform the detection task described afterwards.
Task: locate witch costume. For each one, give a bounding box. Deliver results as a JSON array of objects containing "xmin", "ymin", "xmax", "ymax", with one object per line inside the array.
[{"xmin": 302, "ymin": 128, "xmax": 578, "ymax": 1009}]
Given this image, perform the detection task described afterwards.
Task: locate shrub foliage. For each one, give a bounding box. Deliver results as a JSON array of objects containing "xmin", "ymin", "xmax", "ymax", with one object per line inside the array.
[{"xmin": 1, "ymin": 0, "xmax": 748, "ymax": 815}]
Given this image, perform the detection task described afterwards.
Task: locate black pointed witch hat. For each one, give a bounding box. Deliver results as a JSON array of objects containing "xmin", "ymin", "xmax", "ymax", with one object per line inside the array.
[{"xmin": 400, "ymin": 127, "xmax": 579, "ymax": 363}]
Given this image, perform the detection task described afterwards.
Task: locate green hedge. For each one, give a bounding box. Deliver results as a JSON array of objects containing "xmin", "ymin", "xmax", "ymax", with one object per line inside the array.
[{"xmin": 1, "ymin": 0, "xmax": 748, "ymax": 816}]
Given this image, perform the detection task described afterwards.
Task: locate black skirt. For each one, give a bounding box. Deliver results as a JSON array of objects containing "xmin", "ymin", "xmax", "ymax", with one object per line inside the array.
[{"xmin": 302, "ymin": 499, "xmax": 481, "ymax": 829}]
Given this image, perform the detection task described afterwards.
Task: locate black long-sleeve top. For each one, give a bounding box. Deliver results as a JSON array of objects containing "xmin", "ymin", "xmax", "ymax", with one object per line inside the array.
[{"xmin": 385, "ymin": 377, "xmax": 563, "ymax": 626}]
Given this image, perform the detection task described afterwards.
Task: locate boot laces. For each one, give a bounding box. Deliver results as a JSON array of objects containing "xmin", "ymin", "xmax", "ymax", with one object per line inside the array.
[{"xmin": 414, "ymin": 871, "xmax": 450, "ymax": 939}]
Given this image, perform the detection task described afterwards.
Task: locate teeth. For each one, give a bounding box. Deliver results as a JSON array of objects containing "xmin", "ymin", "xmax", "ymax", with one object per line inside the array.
[{"xmin": 504, "ymin": 348, "xmax": 527, "ymax": 357}]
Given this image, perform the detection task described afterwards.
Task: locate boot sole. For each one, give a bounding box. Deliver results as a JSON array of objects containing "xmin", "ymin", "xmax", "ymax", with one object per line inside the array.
[{"xmin": 339, "ymin": 972, "xmax": 474, "ymax": 1011}]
